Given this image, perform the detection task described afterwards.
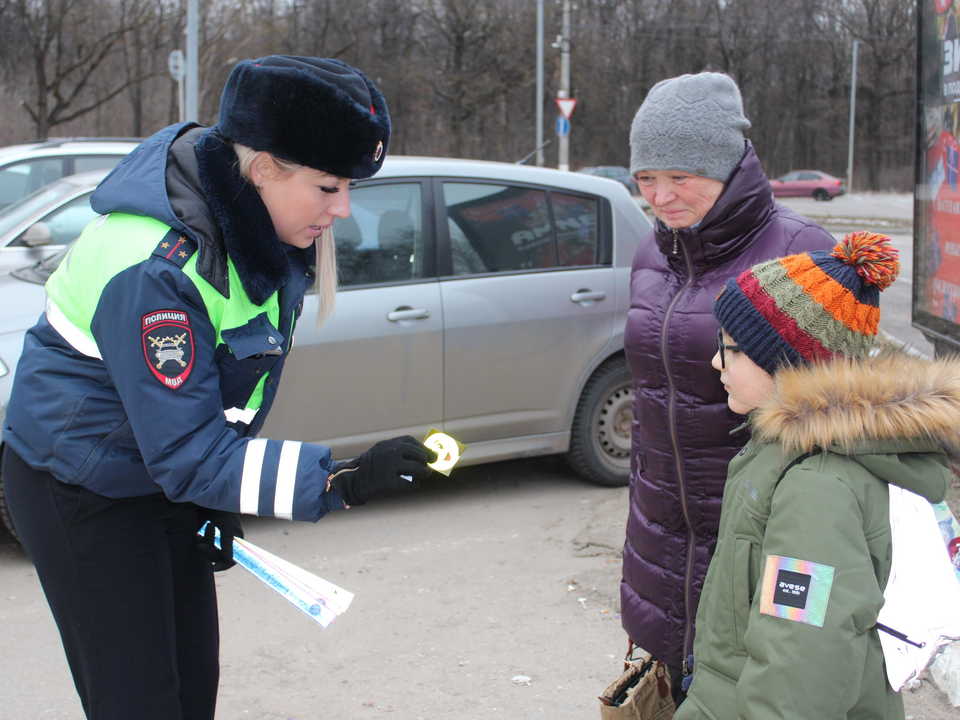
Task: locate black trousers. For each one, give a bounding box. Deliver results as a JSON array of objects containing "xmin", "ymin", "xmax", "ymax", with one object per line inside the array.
[{"xmin": 3, "ymin": 447, "xmax": 220, "ymax": 720}]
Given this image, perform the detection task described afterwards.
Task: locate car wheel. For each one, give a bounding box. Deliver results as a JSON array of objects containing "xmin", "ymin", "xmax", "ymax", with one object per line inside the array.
[
  {"xmin": 813, "ymin": 188, "xmax": 830, "ymax": 201},
  {"xmin": 0, "ymin": 461, "xmax": 21, "ymax": 543},
  {"xmin": 566, "ymin": 357, "xmax": 633, "ymax": 487}
]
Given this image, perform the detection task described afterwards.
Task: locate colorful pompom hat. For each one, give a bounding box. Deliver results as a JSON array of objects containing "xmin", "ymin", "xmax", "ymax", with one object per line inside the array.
[{"xmin": 713, "ymin": 231, "xmax": 900, "ymax": 375}]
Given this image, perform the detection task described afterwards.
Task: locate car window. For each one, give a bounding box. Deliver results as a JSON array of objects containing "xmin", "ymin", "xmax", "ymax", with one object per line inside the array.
[
  {"xmin": 73, "ymin": 155, "xmax": 123, "ymax": 174},
  {"xmin": 333, "ymin": 182, "xmax": 423, "ymax": 287},
  {"xmin": 443, "ymin": 183, "xmax": 601, "ymax": 274},
  {"xmin": 0, "ymin": 158, "xmax": 65, "ymax": 209},
  {"xmin": 553, "ymin": 192, "xmax": 599, "ymax": 266},
  {"xmin": 798, "ymin": 172, "xmax": 821, "ymax": 181},
  {"xmin": 9, "ymin": 192, "xmax": 96, "ymax": 248},
  {"xmin": 444, "ymin": 183, "xmax": 555, "ymax": 273},
  {"xmin": 779, "ymin": 172, "xmax": 799, "ymax": 182},
  {"xmin": 0, "ymin": 182, "xmax": 77, "ymax": 244}
]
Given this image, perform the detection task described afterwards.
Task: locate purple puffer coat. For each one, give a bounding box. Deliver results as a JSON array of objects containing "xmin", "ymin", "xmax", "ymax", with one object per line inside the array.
[{"xmin": 621, "ymin": 142, "xmax": 834, "ymax": 669}]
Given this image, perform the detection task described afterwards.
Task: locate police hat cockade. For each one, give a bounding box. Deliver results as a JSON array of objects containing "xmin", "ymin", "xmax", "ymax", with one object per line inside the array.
[{"xmin": 217, "ymin": 56, "xmax": 390, "ymax": 180}]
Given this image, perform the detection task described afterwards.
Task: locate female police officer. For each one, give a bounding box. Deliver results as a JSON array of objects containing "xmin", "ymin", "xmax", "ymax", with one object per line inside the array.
[{"xmin": 1, "ymin": 56, "xmax": 435, "ymax": 720}]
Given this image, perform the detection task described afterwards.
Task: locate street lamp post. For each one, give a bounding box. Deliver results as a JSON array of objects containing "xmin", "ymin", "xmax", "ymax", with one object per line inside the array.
[
  {"xmin": 846, "ymin": 39, "xmax": 858, "ymax": 194},
  {"xmin": 536, "ymin": 0, "xmax": 544, "ymax": 167},
  {"xmin": 185, "ymin": 0, "xmax": 199, "ymax": 123}
]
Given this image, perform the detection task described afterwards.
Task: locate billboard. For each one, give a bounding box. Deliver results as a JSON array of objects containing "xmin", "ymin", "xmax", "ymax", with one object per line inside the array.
[{"xmin": 915, "ymin": 0, "xmax": 960, "ymax": 350}]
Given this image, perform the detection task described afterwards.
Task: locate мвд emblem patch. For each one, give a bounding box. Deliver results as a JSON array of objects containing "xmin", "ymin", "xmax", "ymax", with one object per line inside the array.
[{"xmin": 142, "ymin": 310, "xmax": 194, "ymax": 389}]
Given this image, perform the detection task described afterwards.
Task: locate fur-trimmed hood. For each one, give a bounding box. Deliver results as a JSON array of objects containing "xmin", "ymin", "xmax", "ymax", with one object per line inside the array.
[{"xmin": 751, "ymin": 352, "xmax": 960, "ymax": 498}]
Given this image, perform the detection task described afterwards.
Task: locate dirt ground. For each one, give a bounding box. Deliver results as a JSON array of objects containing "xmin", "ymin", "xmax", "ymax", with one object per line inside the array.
[
  {"xmin": 3, "ymin": 191, "xmax": 958, "ymax": 719},
  {"xmin": 1, "ymin": 457, "xmax": 958, "ymax": 719}
]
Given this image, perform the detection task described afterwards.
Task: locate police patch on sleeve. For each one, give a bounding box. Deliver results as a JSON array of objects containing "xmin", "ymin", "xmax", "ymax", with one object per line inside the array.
[
  {"xmin": 142, "ymin": 310, "xmax": 194, "ymax": 389},
  {"xmin": 758, "ymin": 555, "xmax": 834, "ymax": 627}
]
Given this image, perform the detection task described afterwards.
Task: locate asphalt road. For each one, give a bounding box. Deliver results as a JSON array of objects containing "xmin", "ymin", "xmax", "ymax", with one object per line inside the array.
[
  {"xmin": 2, "ymin": 455, "xmax": 958, "ymax": 718},
  {"xmin": 2, "ymin": 191, "xmax": 958, "ymax": 718},
  {"xmin": 0, "ymin": 457, "xmax": 634, "ymax": 719},
  {"xmin": 775, "ymin": 193, "xmax": 932, "ymax": 357}
]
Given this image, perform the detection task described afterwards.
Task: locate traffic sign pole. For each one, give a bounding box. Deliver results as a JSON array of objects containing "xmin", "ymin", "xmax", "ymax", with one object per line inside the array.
[{"xmin": 557, "ymin": 0, "xmax": 571, "ymax": 171}]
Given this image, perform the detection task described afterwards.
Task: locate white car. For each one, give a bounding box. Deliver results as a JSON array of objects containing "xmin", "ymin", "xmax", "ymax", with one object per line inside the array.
[
  {"xmin": 0, "ymin": 170, "xmax": 109, "ymax": 276},
  {"xmin": 0, "ymin": 138, "xmax": 137, "ymax": 211}
]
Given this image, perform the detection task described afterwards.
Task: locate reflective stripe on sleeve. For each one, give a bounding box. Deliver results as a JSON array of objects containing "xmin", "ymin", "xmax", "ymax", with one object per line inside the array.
[
  {"xmin": 45, "ymin": 296, "xmax": 102, "ymax": 359},
  {"xmin": 239, "ymin": 439, "xmax": 268, "ymax": 515},
  {"xmin": 274, "ymin": 441, "xmax": 302, "ymax": 520},
  {"xmin": 224, "ymin": 406, "xmax": 259, "ymax": 424}
]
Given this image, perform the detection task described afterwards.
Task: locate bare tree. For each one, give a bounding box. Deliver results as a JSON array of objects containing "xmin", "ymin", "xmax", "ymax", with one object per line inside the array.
[
  {"xmin": 419, "ymin": 0, "xmax": 534, "ymax": 158},
  {"xmin": 0, "ymin": 0, "xmax": 918, "ymax": 190},
  {"xmin": 5, "ymin": 0, "xmax": 148, "ymax": 137}
]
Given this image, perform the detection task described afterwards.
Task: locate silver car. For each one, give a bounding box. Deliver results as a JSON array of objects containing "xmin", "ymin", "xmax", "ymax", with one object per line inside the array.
[
  {"xmin": 261, "ymin": 156, "xmax": 651, "ymax": 486},
  {"xmin": 0, "ymin": 157, "xmax": 651, "ymax": 540}
]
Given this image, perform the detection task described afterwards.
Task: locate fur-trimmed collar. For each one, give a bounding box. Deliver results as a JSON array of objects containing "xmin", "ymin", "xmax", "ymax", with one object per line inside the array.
[
  {"xmin": 195, "ymin": 128, "xmax": 291, "ymax": 305},
  {"xmin": 751, "ymin": 351, "xmax": 960, "ymax": 456}
]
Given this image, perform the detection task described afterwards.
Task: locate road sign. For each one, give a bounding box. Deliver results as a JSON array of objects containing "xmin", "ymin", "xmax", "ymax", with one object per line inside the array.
[
  {"xmin": 556, "ymin": 98, "xmax": 578, "ymax": 120},
  {"xmin": 555, "ymin": 116, "xmax": 570, "ymax": 137},
  {"xmin": 168, "ymin": 50, "xmax": 185, "ymax": 82}
]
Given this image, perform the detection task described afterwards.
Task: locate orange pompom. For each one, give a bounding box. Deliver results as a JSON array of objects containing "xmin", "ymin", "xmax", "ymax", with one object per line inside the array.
[{"xmin": 830, "ymin": 231, "xmax": 900, "ymax": 291}]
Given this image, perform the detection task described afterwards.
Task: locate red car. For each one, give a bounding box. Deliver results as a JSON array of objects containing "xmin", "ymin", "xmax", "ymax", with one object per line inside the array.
[{"xmin": 770, "ymin": 170, "xmax": 846, "ymax": 201}]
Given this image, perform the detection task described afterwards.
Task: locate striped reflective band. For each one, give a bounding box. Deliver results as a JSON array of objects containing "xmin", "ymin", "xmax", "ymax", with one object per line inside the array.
[
  {"xmin": 45, "ymin": 296, "xmax": 102, "ymax": 359},
  {"xmin": 239, "ymin": 439, "xmax": 267, "ymax": 515},
  {"xmin": 274, "ymin": 441, "xmax": 302, "ymax": 520},
  {"xmin": 224, "ymin": 406, "xmax": 259, "ymax": 425}
]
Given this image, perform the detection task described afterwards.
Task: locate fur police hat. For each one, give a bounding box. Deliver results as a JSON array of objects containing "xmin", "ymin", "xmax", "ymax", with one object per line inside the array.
[{"xmin": 218, "ymin": 56, "xmax": 390, "ymax": 179}]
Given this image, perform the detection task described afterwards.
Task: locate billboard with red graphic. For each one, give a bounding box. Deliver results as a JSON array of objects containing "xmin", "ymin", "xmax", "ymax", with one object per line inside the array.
[{"xmin": 915, "ymin": 0, "xmax": 960, "ymax": 352}]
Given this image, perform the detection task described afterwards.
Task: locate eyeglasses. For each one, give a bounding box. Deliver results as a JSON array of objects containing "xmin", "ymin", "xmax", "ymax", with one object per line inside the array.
[{"xmin": 717, "ymin": 330, "xmax": 741, "ymax": 369}]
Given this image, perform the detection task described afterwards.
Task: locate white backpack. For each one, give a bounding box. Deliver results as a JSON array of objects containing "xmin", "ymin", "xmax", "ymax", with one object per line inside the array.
[{"xmin": 876, "ymin": 487, "xmax": 960, "ymax": 691}]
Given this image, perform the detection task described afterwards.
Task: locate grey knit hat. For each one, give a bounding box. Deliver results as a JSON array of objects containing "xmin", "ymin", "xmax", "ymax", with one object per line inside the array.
[{"xmin": 629, "ymin": 73, "xmax": 750, "ymax": 183}]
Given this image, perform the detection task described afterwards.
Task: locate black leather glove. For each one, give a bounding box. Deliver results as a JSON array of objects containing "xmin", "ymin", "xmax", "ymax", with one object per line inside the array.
[
  {"xmin": 328, "ymin": 435, "xmax": 437, "ymax": 507},
  {"xmin": 195, "ymin": 509, "xmax": 244, "ymax": 571}
]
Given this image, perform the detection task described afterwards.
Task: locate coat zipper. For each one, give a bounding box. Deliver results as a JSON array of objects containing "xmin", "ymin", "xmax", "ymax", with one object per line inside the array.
[{"xmin": 661, "ymin": 228, "xmax": 698, "ymax": 667}]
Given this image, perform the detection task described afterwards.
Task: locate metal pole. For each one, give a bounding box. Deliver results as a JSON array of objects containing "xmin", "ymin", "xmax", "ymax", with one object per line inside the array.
[
  {"xmin": 846, "ymin": 39, "xmax": 858, "ymax": 194},
  {"xmin": 185, "ymin": 0, "xmax": 199, "ymax": 122},
  {"xmin": 558, "ymin": 0, "xmax": 571, "ymax": 171},
  {"xmin": 536, "ymin": 0, "xmax": 544, "ymax": 167}
]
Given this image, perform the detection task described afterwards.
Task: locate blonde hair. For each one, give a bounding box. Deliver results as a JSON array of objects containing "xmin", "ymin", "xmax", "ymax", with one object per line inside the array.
[{"xmin": 233, "ymin": 143, "xmax": 337, "ymax": 326}]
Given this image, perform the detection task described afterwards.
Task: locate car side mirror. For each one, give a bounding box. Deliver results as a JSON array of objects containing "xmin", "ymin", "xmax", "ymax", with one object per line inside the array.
[{"xmin": 21, "ymin": 221, "xmax": 52, "ymax": 247}]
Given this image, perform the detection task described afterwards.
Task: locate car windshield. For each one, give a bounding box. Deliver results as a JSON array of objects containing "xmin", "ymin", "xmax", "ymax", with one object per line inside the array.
[
  {"xmin": 10, "ymin": 242, "xmax": 72, "ymax": 285},
  {"xmin": 0, "ymin": 182, "xmax": 76, "ymax": 236}
]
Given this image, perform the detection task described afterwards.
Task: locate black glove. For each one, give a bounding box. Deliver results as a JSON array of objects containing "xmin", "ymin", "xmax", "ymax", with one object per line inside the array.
[
  {"xmin": 328, "ymin": 435, "xmax": 437, "ymax": 507},
  {"xmin": 195, "ymin": 509, "xmax": 244, "ymax": 571}
]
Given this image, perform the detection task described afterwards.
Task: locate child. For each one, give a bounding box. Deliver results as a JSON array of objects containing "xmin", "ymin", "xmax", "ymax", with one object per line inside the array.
[{"xmin": 674, "ymin": 232, "xmax": 960, "ymax": 719}]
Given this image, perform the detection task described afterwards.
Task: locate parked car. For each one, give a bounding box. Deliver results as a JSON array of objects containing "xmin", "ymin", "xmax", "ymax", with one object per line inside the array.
[
  {"xmin": 769, "ymin": 170, "xmax": 846, "ymax": 201},
  {"xmin": 0, "ymin": 169, "xmax": 108, "ymax": 276},
  {"xmin": 0, "ymin": 248, "xmax": 54, "ymax": 540},
  {"xmin": 0, "ymin": 156, "xmax": 652, "ymax": 540},
  {"xmin": 0, "ymin": 137, "xmax": 137, "ymax": 211},
  {"xmin": 577, "ymin": 165, "xmax": 640, "ymax": 195}
]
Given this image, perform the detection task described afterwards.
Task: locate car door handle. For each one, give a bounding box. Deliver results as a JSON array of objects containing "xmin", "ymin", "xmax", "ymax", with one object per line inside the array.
[
  {"xmin": 387, "ymin": 307, "xmax": 431, "ymax": 322},
  {"xmin": 570, "ymin": 290, "xmax": 607, "ymax": 304}
]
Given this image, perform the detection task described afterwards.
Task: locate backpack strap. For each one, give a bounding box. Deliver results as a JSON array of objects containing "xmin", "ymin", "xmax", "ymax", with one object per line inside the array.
[{"xmin": 775, "ymin": 448, "xmax": 823, "ymax": 490}]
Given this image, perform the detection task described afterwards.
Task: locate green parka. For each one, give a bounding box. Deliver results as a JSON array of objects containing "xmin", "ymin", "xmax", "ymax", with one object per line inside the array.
[{"xmin": 675, "ymin": 352, "xmax": 960, "ymax": 720}]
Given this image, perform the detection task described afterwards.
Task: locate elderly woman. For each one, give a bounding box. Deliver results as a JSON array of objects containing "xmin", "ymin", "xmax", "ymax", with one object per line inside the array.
[{"xmin": 620, "ymin": 72, "xmax": 834, "ymax": 704}]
